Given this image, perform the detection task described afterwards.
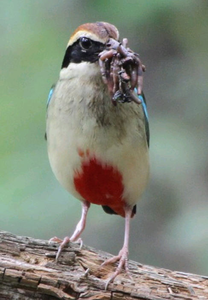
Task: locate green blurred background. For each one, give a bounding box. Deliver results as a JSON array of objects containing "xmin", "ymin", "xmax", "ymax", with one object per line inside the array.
[{"xmin": 1, "ymin": 0, "xmax": 208, "ymax": 275}]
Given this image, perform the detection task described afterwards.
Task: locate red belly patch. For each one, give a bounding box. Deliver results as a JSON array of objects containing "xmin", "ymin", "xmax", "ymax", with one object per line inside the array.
[{"xmin": 74, "ymin": 154, "xmax": 126, "ymax": 217}]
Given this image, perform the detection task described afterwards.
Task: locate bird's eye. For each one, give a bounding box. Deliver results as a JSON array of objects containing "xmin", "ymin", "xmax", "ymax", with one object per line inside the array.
[{"xmin": 79, "ymin": 37, "xmax": 92, "ymax": 50}]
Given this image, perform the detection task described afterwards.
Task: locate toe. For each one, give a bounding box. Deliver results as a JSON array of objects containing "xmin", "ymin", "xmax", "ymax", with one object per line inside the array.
[
  {"xmin": 101, "ymin": 254, "xmax": 121, "ymax": 266},
  {"xmin": 49, "ymin": 236, "xmax": 63, "ymax": 244},
  {"xmin": 56, "ymin": 236, "xmax": 70, "ymax": 262}
]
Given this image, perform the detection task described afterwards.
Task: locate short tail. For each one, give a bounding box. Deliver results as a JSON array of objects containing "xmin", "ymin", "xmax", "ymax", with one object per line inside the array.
[{"xmin": 102, "ymin": 205, "xmax": 136, "ymax": 217}]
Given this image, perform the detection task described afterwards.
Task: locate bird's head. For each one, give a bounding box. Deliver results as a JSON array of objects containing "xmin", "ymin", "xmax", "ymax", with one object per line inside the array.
[{"xmin": 61, "ymin": 22, "xmax": 119, "ymax": 68}]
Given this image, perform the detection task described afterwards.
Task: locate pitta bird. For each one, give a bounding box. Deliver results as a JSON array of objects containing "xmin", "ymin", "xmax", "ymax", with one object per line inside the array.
[{"xmin": 46, "ymin": 22, "xmax": 149, "ymax": 285}]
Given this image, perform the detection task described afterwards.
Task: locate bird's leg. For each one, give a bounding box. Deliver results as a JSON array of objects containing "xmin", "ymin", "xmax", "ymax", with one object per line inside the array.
[
  {"xmin": 102, "ymin": 206, "xmax": 133, "ymax": 288},
  {"xmin": 50, "ymin": 200, "xmax": 90, "ymax": 261}
]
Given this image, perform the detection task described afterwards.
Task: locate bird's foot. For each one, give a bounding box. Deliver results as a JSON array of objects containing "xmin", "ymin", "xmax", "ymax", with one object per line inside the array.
[
  {"xmin": 102, "ymin": 247, "xmax": 132, "ymax": 289},
  {"xmin": 49, "ymin": 236, "xmax": 83, "ymax": 261}
]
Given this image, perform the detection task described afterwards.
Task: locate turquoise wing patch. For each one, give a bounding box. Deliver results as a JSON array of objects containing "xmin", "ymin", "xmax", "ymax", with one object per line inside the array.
[
  {"xmin": 135, "ymin": 89, "xmax": 150, "ymax": 147},
  {"xmin": 47, "ymin": 84, "xmax": 55, "ymax": 108}
]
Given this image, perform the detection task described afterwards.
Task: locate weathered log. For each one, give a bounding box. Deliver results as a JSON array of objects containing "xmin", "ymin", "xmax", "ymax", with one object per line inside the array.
[{"xmin": 0, "ymin": 231, "xmax": 207, "ymax": 299}]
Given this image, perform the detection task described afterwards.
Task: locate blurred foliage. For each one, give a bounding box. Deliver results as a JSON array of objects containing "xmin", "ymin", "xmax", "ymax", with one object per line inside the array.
[{"xmin": 1, "ymin": 0, "xmax": 208, "ymax": 275}]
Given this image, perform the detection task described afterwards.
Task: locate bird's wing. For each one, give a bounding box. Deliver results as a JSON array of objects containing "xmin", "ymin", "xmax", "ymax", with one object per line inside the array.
[
  {"xmin": 47, "ymin": 84, "xmax": 55, "ymax": 108},
  {"xmin": 137, "ymin": 90, "xmax": 150, "ymax": 148},
  {"xmin": 45, "ymin": 84, "xmax": 55, "ymax": 140}
]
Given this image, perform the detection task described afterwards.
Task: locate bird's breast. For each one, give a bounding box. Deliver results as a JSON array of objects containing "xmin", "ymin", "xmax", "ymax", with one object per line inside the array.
[{"xmin": 47, "ymin": 63, "xmax": 149, "ymax": 214}]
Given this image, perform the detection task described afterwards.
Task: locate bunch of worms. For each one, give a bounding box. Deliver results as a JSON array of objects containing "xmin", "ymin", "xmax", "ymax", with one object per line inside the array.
[{"xmin": 99, "ymin": 38, "xmax": 145, "ymax": 106}]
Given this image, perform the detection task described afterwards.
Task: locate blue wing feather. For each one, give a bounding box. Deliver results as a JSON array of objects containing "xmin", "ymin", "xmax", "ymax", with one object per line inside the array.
[
  {"xmin": 135, "ymin": 89, "xmax": 150, "ymax": 147},
  {"xmin": 47, "ymin": 84, "xmax": 55, "ymax": 108},
  {"xmin": 45, "ymin": 84, "xmax": 55, "ymax": 140}
]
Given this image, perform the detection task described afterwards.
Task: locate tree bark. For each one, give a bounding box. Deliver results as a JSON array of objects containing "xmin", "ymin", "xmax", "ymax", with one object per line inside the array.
[{"xmin": 0, "ymin": 231, "xmax": 207, "ymax": 300}]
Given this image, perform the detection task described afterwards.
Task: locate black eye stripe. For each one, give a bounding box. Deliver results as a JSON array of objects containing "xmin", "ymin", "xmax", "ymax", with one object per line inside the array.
[{"xmin": 61, "ymin": 39, "xmax": 105, "ymax": 68}]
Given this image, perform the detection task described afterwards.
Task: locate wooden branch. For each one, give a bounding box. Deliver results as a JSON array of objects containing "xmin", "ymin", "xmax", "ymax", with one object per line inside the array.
[{"xmin": 0, "ymin": 231, "xmax": 207, "ymax": 299}]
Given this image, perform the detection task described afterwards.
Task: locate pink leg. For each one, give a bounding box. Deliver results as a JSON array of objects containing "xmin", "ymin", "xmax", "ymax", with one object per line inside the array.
[
  {"xmin": 51, "ymin": 200, "xmax": 90, "ymax": 261},
  {"xmin": 102, "ymin": 206, "xmax": 132, "ymax": 288}
]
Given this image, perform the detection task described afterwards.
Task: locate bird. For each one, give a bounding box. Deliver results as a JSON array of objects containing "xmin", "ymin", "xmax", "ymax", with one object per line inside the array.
[{"xmin": 46, "ymin": 21, "xmax": 149, "ymax": 285}]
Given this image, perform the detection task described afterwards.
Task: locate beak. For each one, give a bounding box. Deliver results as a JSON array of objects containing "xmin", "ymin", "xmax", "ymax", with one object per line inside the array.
[{"xmin": 106, "ymin": 38, "xmax": 120, "ymax": 51}]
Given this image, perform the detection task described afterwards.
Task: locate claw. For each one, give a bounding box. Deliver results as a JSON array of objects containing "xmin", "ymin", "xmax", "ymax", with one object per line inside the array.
[{"xmin": 77, "ymin": 238, "xmax": 83, "ymax": 250}]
